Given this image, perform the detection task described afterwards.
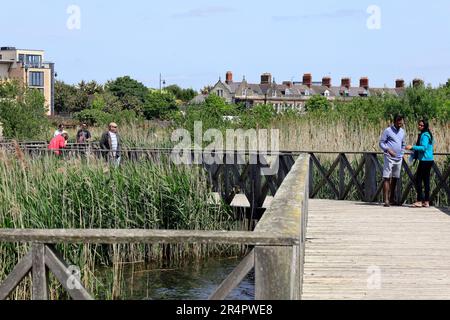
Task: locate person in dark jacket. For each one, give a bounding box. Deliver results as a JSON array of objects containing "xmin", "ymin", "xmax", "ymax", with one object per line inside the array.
[
  {"xmin": 406, "ymin": 119, "xmax": 435, "ymax": 208},
  {"xmin": 99, "ymin": 122, "xmax": 121, "ymax": 166},
  {"xmin": 76, "ymin": 123, "xmax": 92, "ymax": 144}
]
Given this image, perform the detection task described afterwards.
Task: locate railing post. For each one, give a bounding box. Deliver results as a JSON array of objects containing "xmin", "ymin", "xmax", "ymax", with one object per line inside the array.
[
  {"xmin": 255, "ymin": 245, "xmax": 300, "ymax": 300},
  {"xmin": 339, "ymin": 154, "xmax": 345, "ymax": 200},
  {"xmin": 364, "ymin": 153, "xmax": 377, "ymax": 202},
  {"xmin": 309, "ymin": 155, "xmax": 314, "ymax": 198},
  {"xmin": 32, "ymin": 243, "xmax": 48, "ymax": 300},
  {"xmin": 396, "ymin": 168, "xmax": 403, "ymax": 205}
]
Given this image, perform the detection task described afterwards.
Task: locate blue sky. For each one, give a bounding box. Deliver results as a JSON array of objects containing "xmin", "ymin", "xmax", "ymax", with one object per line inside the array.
[{"xmin": 2, "ymin": 0, "xmax": 449, "ymax": 90}]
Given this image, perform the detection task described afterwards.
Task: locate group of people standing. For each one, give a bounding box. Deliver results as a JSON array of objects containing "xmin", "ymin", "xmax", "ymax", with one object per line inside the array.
[
  {"xmin": 379, "ymin": 115, "xmax": 435, "ymax": 208},
  {"xmin": 48, "ymin": 122, "xmax": 121, "ymax": 166}
]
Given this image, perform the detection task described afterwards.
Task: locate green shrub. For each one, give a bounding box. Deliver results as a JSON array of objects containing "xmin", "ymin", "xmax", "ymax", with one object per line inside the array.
[
  {"xmin": 143, "ymin": 90, "xmax": 178, "ymax": 120},
  {"xmin": 0, "ymin": 83, "xmax": 49, "ymax": 140},
  {"xmin": 74, "ymin": 109, "xmax": 113, "ymax": 126}
]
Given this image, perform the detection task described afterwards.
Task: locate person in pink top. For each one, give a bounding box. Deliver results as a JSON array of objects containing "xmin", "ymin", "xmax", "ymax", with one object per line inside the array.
[{"xmin": 48, "ymin": 132, "xmax": 69, "ymax": 156}]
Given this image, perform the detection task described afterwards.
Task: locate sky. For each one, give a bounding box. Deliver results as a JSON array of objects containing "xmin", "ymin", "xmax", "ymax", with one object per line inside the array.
[{"xmin": 1, "ymin": 0, "xmax": 449, "ymax": 90}]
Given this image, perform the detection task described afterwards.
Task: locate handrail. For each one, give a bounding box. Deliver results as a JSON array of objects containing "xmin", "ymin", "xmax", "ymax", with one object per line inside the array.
[{"xmin": 0, "ymin": 229, "xmax": 298, "ymax": 246}]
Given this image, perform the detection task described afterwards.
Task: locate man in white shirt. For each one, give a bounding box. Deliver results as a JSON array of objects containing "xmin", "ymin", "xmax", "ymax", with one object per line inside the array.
[
  {"xmin": 54, "ymin": 124, "xmax": 65, "ymax": 137},
  {"xmin": 100, "ymin": 122, "xmax": 121, "ymax": 166}
]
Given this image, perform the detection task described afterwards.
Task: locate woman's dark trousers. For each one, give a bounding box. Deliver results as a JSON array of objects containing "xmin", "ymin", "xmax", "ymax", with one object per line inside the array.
[{"xmin": 416, "ymin": 161, "xmax": 434, "ymax": 202}]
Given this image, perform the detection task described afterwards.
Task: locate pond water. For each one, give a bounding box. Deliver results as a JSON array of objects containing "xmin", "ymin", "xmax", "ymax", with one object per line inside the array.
[{"xmin": 107, "ymin": 257, "xmax": 255, "ymax": 300}]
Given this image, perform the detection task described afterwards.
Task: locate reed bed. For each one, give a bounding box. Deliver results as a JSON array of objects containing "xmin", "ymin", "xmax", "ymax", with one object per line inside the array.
[
  {"xmin": 0, "ymin": 151, "xmax": 241, "ymax": 299},
  {"xmin": 274, "ymin": 115, "xmax": 450, "ymax": 153}
]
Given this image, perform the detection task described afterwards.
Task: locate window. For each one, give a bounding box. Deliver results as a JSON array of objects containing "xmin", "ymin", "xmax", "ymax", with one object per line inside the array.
[
  {"xmin": 27, "ymin": 55, "xmax": 42, "ymax": 67},
  {"xmin": 272, "ymin": 90, "xmax": 277, "ymax": 98},
  {"xmin": 29, "ymin": 71, "xmax": 44, "ymax": 87},
  {"xmin": 19, "ymin": 54, "xmax": 25, "ymax": 64}
]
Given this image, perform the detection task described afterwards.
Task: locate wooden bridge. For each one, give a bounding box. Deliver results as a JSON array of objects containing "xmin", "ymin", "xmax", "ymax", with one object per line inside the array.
[
  {"xmin": 0, "ymin": 147, "xmax": 449, "ymax": 300},
  {"xmin": 304, "ymin": 200, "xmax": 450, "ymax": 300}
]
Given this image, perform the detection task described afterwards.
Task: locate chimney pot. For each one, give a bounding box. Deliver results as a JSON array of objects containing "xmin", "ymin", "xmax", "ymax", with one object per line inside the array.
[
  {"xmin": 396, "ymin": 79, "xmax": 405, "ymax": 89},
  {"xmin": 360, "ymin": 77, "xmax": 369, "ymax": 89},
  {"xmin": 303, "ymin": 73, "xmax": 312, "ymax": 88},
  {"xmin": 322, "ymin": 77, "xmax": 332, "ymax": 88},
  {"xmin": 413, "ymin": 78, "xmax": 424, "ymax": 87},
  {"xmin": 225, "ymin": 71, "xmax": 233, "ymax": 84},
  {"xmin": 282, "ymin": 81, "xmax": 293, "ymax": 88},
  {"xmin": 261, "ymin": 73, "xmax": 272, "ymax": 85},
  {"xmin": 341, "ymin": 77, "xmax": 351, "ymax": 89}
]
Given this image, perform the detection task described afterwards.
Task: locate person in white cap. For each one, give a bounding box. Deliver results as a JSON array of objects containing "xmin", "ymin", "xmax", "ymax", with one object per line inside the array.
[{"xmin": 100, "ymin": 122, "xmax": 121, "ymax": 166}]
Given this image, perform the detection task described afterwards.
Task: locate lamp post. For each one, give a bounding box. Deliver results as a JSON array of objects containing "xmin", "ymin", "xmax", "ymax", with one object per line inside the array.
[{"xmin": 159, "ymin": 73, "xmax": 166, "ymax": 91}]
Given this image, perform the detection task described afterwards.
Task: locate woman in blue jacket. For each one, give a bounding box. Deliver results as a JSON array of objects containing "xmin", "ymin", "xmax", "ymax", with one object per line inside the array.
[{"xmin": 406, "ymin": 119, "xmax": 434, "ymax": 208}]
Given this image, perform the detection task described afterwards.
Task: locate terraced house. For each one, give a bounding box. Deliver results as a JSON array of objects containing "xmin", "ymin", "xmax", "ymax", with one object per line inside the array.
[
  {"xmin": 196, "ymin": 71, "xmax": 418, "ymax": 113},
  {"xmin": 0, "ymin": 47, "xmax": 55, "ymax": 115}
]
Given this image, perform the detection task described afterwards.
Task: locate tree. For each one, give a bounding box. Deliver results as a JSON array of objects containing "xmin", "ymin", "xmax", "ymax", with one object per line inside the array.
[
  {"xmin": 105, "ymin": 76, "xmax": 147, "ymax": 111},
  {"xmin": 54, "ymin": 81, "xmax": 77, "ymax": 114},
  {"xmin": 165, "ymin": 85, "xmax": 197, "ymax": 102},
  {"xmin": 305, "ymin": 95, "xmax": 332, "ymax": 112},
  {"xmin": 0, "ymin": 83, "xmax": 49, "ymax": 139},
  {"xmin": 143, "ymin": 90, "xmax": 178, "ymax": 120}
]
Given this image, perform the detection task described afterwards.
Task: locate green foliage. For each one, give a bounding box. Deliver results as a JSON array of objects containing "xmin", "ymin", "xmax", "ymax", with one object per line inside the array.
[
  {"xmin": 0, "ymin": 83, "xmax": 49, "ymax": 139},
  {"xmin": 114, "ymin": 109, "xmax": 143, "ymax": 125},
  {"xmin": 0, "ymin": 80, "xmax": 20, "ymax": 98},
  {"xmin": 240, "ymin": 103, "xmax": 277, "ymax": 129},
  {"xmin": 165, "ymin": 85, "xmax": 197, "ymax": 102},
  {"xmin": 305, "ymin": 95, "xmax": 332, "ymax": 112},
  {"xmin": 180, "ymin": 94, "xmax": 239, "ymax": 135},
  {"xmin": 143, "ymin": 90, "xmax": 178, "ymax": 120},
  {"xmin": 54, "ymin": 80, "xmax": 77, "ymax": 114},
  {"xmin": 74, "ymin": 109, "xmax": 113, "ymax": 126},
  {"xmin": 105, "ymin": 76, "xmax": 147, "ymax": 112}
]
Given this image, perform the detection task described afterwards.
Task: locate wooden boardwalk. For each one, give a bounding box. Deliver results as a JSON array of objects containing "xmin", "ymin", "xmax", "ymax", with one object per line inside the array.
[{"xmin": 303, "ymin": 200, "xmax": 450, "ymax": 300}]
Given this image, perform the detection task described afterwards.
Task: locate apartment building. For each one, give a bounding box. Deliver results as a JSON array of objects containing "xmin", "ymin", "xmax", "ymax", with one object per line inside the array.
[{"xmin": 0, "ymin": 47, "xmax": 55, "ymax": 115}]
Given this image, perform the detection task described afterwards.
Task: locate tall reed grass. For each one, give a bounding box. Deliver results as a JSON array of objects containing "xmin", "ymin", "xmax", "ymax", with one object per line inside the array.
[{"xmin": 0, "ymin": 151, "xmax": 241, "ymax": 299}]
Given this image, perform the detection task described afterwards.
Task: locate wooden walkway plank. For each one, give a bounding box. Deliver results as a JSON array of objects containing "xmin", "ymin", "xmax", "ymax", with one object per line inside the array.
[{"xmin": 302, "ymin": 200, "xmax": 450, "ymax": 300}]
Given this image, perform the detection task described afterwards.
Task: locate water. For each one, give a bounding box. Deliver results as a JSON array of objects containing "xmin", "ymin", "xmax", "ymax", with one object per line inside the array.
[{"xmin": 106, "ymin": 257, "xmax": 255, "ymax": 300}]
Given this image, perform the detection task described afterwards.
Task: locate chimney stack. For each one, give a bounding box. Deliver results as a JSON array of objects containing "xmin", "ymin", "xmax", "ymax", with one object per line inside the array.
[
  {"xmin": 282, "ymin": 81, "xmax": 293, "ymax": 88},
  {"xmin": 303, "ymin": 73, "xmax": 312, "ymax": 88},
  {"xmin": 360, "ymin": 77, "xmax": 369, "ymax": 89},
  {"xmin": 260, "ymin": 73, "xmax": 272, "ymax": 85},
  {"xmin": 322, "ymin": 77, "xmax": 331, "ymax": 88},
  {"xmin": 341, "ymin": 78, "xmax": 351, "ymax": 89},
  {"xmin": 413, "ymin": 78, "xmax": 424, "ymax": 87},
  {"xmin": 396, "ymin": 79, "xmax": 405, "ymax": 89},
  {"xmin": 225, "ymin": 71, "xmax": 233, "ymax": 84}
]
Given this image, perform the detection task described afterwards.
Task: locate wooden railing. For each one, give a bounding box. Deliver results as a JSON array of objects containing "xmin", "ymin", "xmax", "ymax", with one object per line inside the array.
[
  {"xmin": 307, "ymin": 152, "xmax": 449, "ymax": 206},
  {"xmin": 0, "ymin": 141, "xmax": 448, "ymax": 206},
  {"xmin": 0, "ymin": 155, "xmax": 310, "ymax": 300}
]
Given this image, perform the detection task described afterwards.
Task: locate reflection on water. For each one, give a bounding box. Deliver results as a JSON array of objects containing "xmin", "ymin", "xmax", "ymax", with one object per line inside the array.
[{"xmin": 111, "ymin": 257, "xmax": 255, "ymax": 300}]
